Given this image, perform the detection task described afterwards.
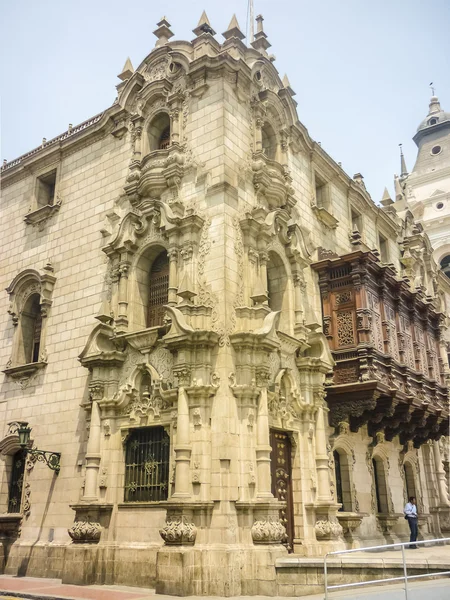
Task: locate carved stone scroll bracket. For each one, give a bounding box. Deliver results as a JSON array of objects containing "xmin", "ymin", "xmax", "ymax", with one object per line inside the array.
[
  {"xmin": 160, "ymin": 515, "xmax": 197, "ymax": 545},
  {"xmin": 68, "ymin": 518, "xmax": 102, "ymax": 544},
  {"xmin": 314, "ymin": 518, "xmax": 343, "ymax": 540},
  {"xmin": 251, "ymin": 517, "xmax": 286, "ymax": 544}
]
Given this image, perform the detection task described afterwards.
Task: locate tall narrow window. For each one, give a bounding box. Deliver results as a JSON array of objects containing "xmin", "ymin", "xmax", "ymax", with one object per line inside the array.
[
  {"xmin": 372, "ymin": 457, "xmax": 388, "ymax": 513},
  {"xmin": 124, "ymin": 427, "xmax": 170, "ymax": 502},
  {"xmin": 334, "ymin": 450, "xmax": 344, "ymax": 510},
  {"xmin": 36, "ymin": 169, "xmax": 57, "ymax": 207},
  {"xmin": 351, "ymin": 208, "xmax": 363, "ymax": 233},
  {"xmin": 8, "ymin": 450, "xmax": 26, "ymax": 513},
  {"xmin": 379, "ymin": 233, "xmax": 389, "ymax": 263},
  {"xmin": 20, "ymin": 294, "xmax": 43, "ymax": 364},
  {"xmin": 315, "ymin": 172, "xmax": 330, "ymax": 210},
  {"xmin": 403, "ymin": 463, "xmax": 417, "ymax": 500},
  {"xmin": 147, "ymin": 251, "xmax": 169, "ymax": 327}
]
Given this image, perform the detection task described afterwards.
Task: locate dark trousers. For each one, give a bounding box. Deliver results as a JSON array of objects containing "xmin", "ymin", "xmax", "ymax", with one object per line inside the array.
[{"xmin": 407, "ymin": 517, "xmax": 418, "ymax": 545}]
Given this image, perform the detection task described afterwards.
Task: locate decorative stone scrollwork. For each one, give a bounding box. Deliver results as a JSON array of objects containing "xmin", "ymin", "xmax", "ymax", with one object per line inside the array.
[
  {"xmin": 314, "ymin": 519, "xmax": 343, "ymax": 540},
  {"xmin": 159, "ymin": 515, "xmax": 197, "ymax": 545},
  {"xmin": 23, "ymin": 483, "xmax": 31, "ymax": 518},
  {"xmin": 68, "ymin": 518, "xmax": 102, "ymax": 543},
  {"xmin": 251, "ymin": 517, "xmax": 286, "ymax": 544}
]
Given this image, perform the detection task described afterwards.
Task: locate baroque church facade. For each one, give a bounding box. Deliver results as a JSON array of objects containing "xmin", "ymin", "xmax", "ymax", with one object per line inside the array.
[{"xmin": 0, "ymin": 13, "xmax": 449, "ymax": 596}]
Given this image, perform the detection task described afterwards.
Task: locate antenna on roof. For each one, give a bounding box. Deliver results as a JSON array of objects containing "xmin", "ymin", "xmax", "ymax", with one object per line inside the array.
[{"xmin": 430, "ymin": 82, "xmax": 435, "ymax": 96}]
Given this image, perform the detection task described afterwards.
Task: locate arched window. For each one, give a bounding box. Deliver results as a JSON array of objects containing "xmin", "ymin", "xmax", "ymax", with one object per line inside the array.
[
  {"xmin": 440, "ymin": 255, "xmax": 450, "ymax": 279},
  {"xmin": 267, "ymin": 251, "xmax": 290, "ymax": 332},
  {"xmin": 19, "ymin": 293, "xmax": 43, "ymax": 364},
  {"xmin": 403, "ymin": 463, "xmax": 417, "ymax": 500},
  {"xmin": 372, "ymin": 457, "xmax": 389, "ymax": 514},
  {"xmin": 124, "ymin": 427, "xmax": 170, "ymax": 502},
  {"xmin": 148, "ymin": 113, "xmax": 171, "ymax": 152},
  {"xmin": 334, "ymin": 450, "xmax": 352, "ymax": 512},
  {"xmin": 261, "ymin": 122, "xmax": 277, "ymax": 160},
  {"xmin": 8, "ymin": 450, "xmax": 26, "ymax": 513},
  {"xmin": 147, "ymin": 251, "xmax": 169, "ymax": 327}
]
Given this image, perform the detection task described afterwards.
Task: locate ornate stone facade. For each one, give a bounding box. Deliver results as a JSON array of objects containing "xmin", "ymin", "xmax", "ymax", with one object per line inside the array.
[{"xmin": 0, "ymin": 11, "xmax": 449, "ymax": 597}]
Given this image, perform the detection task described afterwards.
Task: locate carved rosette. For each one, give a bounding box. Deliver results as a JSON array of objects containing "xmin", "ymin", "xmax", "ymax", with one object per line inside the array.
[
  {"xmin": 159, "ymin": 515, "xmax": 197, "ymax": 545},
  {"xmin": 251, "ymin": 517, "xmax": 286, "ymax": 544},
  {"xmin": 314, "ymin": 519, "xmax": 343, "ymax": 540},
  {"xmin": 68, "ymin": 519, "xmax": 102, "ymax": 543}
]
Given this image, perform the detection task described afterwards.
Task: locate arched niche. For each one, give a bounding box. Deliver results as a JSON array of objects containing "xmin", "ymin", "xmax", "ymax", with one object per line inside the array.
[
  {"xmin": 129, "ymin": 244, "xmax": 169, "ymax": 331},
  {"xmin": 261, "ymin": 121, "xmax": 277, "ymax": 160},
  {"xmin": 266, "ymin": 250, "xmax": 292, "ymax": 334},
  {"xmin": 147, "ymin": 112, "xmax": 171, "ymax": 153}
]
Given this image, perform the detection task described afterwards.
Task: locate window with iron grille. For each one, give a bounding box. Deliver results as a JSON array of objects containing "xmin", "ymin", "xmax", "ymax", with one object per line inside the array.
[
  {"xmin": 124, "ymin": 427, "xmax": 170, "ymax": 502},
  {"xmin": 8, "ymin": 450, "xmax": 26, "ymax": 513},
  {"xmin": 158, "ymin": 126, "xmax": 171, "ymax": 150},
  {"xmin": 147, "ymin": 252, "xmax": 169, "ymax": 327}
]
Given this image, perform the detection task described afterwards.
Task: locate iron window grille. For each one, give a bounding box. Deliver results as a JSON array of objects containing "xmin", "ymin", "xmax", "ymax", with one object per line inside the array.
[
  {"xmin": 124, "ymin": 427, "xmax": 170, "ymax": 502},
  {"xmin": 8, "ymin": 450, "xmax": 26, "ymax": 513}
]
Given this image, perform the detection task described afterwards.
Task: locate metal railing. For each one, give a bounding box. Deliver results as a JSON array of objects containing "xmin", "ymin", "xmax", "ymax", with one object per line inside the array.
[{"xmin": 324, "ymin": 536, "xmax": 450, "ymax": 599}]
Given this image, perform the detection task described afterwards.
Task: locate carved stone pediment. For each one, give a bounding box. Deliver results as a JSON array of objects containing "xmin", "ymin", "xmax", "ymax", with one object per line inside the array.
[{"xmin": 78, "ymin": 321, "xmax": 125, "ymax": 369}]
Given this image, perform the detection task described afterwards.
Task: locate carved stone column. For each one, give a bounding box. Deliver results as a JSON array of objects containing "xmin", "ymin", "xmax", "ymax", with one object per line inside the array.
[
  {"xmin": 116, "ymin": 261, "xmax": 130, "ymax": 330},
  {"xmin": 172, "ymin": 387, "xmax": 191, "ymax": 498},
  {"xmin": 256, "ymin": 387, "xmax": 273, "ymax": 499},
  {"xmin": 254, "ymin": 116, "xmax": 263, "ymax": 153},
  {"xmin": 258, "ymin": 252, "xmax": 269, "ymax": 302},
  {"xmin": 293, "ymin": 273, "xmax": 305, "ymax": 325},
  {"xmin": 83, "ymin": 400, "xmax": 101, "ymax": 502},
  {"xmin": 168, "ymin": 247, "xmax": 179, "ymax": 306},
  {"xmin": 315, "ymin": 402, "xmax": 333, "ymax": 503},
  {"xmin": 433, "ymin": 441, "xmax": 450, "ymax": 506}
]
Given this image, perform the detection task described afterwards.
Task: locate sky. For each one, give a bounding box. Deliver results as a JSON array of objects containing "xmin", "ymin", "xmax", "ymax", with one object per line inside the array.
[{"xmin": 1, "ymin": 0, "xmax": 449, "ymax": 203}]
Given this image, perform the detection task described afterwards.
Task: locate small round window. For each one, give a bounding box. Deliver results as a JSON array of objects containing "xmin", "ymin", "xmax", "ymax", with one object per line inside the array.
[
  {"xmin": 431, "ymin": 145, "xmax": 442, "ymax": 155},
  {"xmin": 429, "ymin": 118, "xmax": 438, "ymax": 125},
  {"xmin": 436, "ymin": 202, "xmax": 444, "ymax": 210}
]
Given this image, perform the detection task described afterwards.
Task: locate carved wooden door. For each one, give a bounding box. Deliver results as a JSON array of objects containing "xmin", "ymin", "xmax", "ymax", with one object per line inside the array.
[{"xmin": 270, "ymin": 429, "xmax": 294, "ymax": 552}]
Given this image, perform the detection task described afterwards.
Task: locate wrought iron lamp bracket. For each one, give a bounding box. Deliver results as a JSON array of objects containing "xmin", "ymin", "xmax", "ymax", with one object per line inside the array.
[{"xmin": 27, "ymin": 449, "xmax": 61, "ymax": 473}]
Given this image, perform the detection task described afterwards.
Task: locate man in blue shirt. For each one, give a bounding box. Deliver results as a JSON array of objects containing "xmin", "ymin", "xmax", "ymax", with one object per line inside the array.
[{"xmin": 404, "ymin": 496, "xmax": 418, "ymax": 549}]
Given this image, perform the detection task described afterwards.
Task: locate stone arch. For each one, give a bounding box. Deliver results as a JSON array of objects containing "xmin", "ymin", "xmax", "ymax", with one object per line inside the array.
[{"xmin": 129, "ymin": 243, "xmax": 169, "ymax": 331}]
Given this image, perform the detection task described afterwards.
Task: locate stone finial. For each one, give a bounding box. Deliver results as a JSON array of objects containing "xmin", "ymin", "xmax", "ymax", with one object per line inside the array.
[
  {"xmin": 394, "ymin": 174, "xmax": 404, "ymax": 201},
  {"xmin": 222, "ymin": 14, "xmax": 245, "ymax": 41},
  {"xmin": 153, "ymin": 17, "xmax": 174, "ymax": 47},
  {"xmin": 428, "ymin": 95, "xmax": 441, "ymax": 115},
  {"xmin": 177, "ymin": 272, "xmax": 197, "ymax": 304},
  {"xmin": 380, "ymin": 187, "xmax": 393, "ymax": 206},
  {"xmin": 353, "ymin": 173, "xmax": 366, "ymax": 189},
  {"xmin": 192, "ymin": 10, "xmax": 216, "ymax": 36},
  {"xmin": 282, "ymin": 74, "xmax": 296, "ymax": 96},
  {"xmin": 399, "ymin": 143, "xmax": 408, "ymax": 180},
  {"xmin": 117, "ymin": 57, "xmax": 134, "ymax": 81},
  {"xmin": 250, "ymin": 279, "xmax": 269, "ymax": 305},
  {"xmin": 251, "ymin": 14, "xmax": 271, "ymax": 54}
]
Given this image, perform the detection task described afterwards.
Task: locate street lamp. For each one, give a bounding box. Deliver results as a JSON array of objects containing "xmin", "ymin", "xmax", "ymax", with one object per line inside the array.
[{"xmin": 16, "ymin": 422, "xmax": 61, "ymax": 473}]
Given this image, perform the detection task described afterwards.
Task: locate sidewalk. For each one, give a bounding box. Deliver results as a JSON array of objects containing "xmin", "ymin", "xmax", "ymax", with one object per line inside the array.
[{"xmin": 0, "ymin": 575, "xmax": 449, "ymax": 600}]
